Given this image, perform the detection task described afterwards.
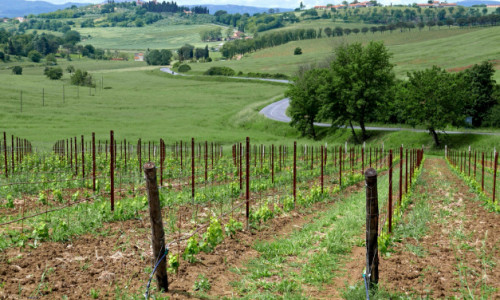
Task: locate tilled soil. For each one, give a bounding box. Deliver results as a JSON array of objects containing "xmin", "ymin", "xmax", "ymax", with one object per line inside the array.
[{"xmin": 380, "ymin": 157, "xmax": 500, "ymax": 299}]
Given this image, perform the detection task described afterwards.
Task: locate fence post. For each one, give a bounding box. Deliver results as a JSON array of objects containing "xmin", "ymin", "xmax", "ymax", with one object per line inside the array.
[
  {"xmin": 388, "ymin": 149, "xmax": 393, "ymax": 234},
  {"xmin": 493, "ymin": 152, "xmax": 498, "ymax": 204},
  {"xmin": 143, "ymin": 162, "xmax": 168, "ymax": 292},
  {"xmin": 321, "ymin": 146, "xmax": 324, "ymax": 193},
  {"xmin": 482, "ymin": 152, "xmax": 485, "ymax": 192},
  {"xmin": 191, "ymin": 138, "xmax": 195, "ymax": 202},
  {"xmin": 399, "ymin": 146, "xmax": 403, "ymax": 206},
  {"xmin": 81, "ymin": 135, "xmax": 85, "ymax": 180},
  {"xmin": 365, "ymin": 167, "xmax": 379, "ymax": 289},
  {"xmin": 3, "ymin": 132, "xmax": 7, "ymax": 178},
  {"xmin": 110, "ymin": 131, "xmax": 114, "ymax": 211},
  {"xmin": 339, "ymin": 145, "xmax": 343, "ymax": 188},
  {"xmin": 293, "ymin": 141, "xmax": 297, "ymax": 207},
  {"xmin": 92, "ymin": 133, "xmax": 96, "ymax": 192},
  {"xmin": 271, "ymin": 144, "xmax": 274, "ymax": 184},
  {"xmin": 246, "ymin": 137, "xmax": 250, "ymax": 231}
]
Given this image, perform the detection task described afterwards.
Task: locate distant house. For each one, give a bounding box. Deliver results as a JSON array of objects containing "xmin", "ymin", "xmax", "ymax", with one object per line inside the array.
[
  {"xmin": 486, "ymin": 4, "xmax": 500, "ymax": 7},
  {"xmin": 134, "ymin": 53, "xmax": 144, "ymax": 62},
  {"xmin": 14, "ymin": 17, "xmax": 25, "ymax": 23},
  {"xmin": 183, "ymin": 10, "xmax": 193, "ymax": 14},
  {"xmin": 2, "ymin": 18, "xmax": 8, "ymax": 23}
]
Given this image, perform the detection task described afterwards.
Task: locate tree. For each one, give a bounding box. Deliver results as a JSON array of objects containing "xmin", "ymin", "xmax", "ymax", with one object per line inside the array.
[
  {"xmin": 178, "ymin": 44, "xmax": 194, "ymax": 62},
  {"xmin": 294, "ymin": 47, "xmax": 302, "ymax": 55},
  {"xmin": 44, "ymin": 67, "xmax": 63, "ymax": 80},
  {"xmin": 28, "ymin": 50, "xmax": 42, "ymax": 62},
  {"xmin": 63, "ymin": 30, "xmax": 81, "ymax": 45},
  {"xmin": 322, "ymin": 42, "xmax": 395, "ymax": 142},
  {"xmin": 12, "ymin": 66, "xmax": 22, "ymax": 75},
  {"xmin": 145, "ymin": 49, "xmax": 172, "ymax": 65},
  {"xmin": 71, "ymin": 69, "xmax": 94, "ymax": 87},
  {"xmin": 460, "ymin": 61, "xmax": 497, "ymax": 127},
  {"xmin": 45, "ymin": 53, "xmax": 57, "ymax": 65},
  {"xmin": 399, "ymin": 66, "xmax": 465, "ymax": 146},
  {"xmin": 66, "ymin": 65, "xmax": 75, "ymax": 74},
  {"xmin": 286, "ymin": 68, "xmax": 332, "ymax": 138}
]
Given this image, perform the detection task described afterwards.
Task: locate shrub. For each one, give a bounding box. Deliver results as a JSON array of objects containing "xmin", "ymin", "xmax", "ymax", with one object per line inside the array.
[
  {"xmin": 172, "ymin": 61, "xmax": 181, "ymax": 68},
  {"xmin": 28, "ymin": 50, "xmax": 42, "ymax": 62},
  {"xmin": 45, "ymin": 53, "xmax": 57, "ymax": 65},
  {"xmin": 294, "ymin": 47, "xmax": 302, "ymax": 55},
  {"xmin": 44, "ymin": 67, "xmax": 63, "ymax": 80},
  {"xmin": 71, "ymin": 69, "xmax": 94, "ymax": 87},
  {"xmin": 177, "ymin": 64, "xmax": 191, "ymax": 72},
  {"xmin": 12, "ymin": 66, "xmax": 22, "ymax": 75},
  {"xmin": 204, "ymin": 66, "xmax": 235, "ymax": 76}
]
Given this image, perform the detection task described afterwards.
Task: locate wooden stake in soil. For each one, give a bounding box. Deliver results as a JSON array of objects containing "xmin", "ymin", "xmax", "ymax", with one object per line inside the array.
[
  {"xmin": 143, "ymin": 162, "xmax": 168, "ymax": 292},
  {"xmin": 365, "ymin": 168, "xmax": 379, "ymax": 288},
  {"xmin": 246, "ymin": 137, "xmax": 250, "ymax": 231},
  {"xmin": 493, "ymin": 152, "xmax": 498, "ymax": 204},
  {"xmin": 110, "ymin": 130, "xmax": 115, "ymax": 211},
  {"xmin": 388, "ymin": 149, "xmax": 393, "ymax": 234}
]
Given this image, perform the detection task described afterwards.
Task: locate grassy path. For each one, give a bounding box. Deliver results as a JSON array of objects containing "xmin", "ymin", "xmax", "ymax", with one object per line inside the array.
[{"xmin": 381, "ymin": 157, "xmax": 500, "ymax": 298}]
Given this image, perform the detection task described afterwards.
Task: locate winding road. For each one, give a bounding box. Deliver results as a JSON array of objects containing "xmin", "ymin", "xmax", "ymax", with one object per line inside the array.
[{"xmin": 160, "ymin": 68, "xmax": 499, "ymax": 136}]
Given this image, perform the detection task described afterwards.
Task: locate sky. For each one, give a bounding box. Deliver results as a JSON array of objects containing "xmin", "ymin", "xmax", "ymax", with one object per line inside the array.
[{"xmin": 34, "ymin": 0, "xmax": 425, "ymax": 9}]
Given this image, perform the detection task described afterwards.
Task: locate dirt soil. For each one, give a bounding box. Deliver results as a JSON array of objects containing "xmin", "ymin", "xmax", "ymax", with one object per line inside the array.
[{"xmin": 380, "ymin": 157, "xmax": 500, "ymax": 298}]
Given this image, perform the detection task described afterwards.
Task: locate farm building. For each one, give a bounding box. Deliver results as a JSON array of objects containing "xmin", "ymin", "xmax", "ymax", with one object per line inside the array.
[{"xmin": 134, "ymin": 53, "xmax": 144, "ymax": 62}]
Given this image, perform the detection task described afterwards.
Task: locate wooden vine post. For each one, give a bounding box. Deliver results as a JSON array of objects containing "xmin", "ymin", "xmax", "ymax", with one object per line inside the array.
[
  {"xmin": 144, "ymin": 162, "xmax": 168, "ymax": 292},
  {"xmin": 493, "ymin": 151, "xmax": 498, "ymax": 204},
  {"xmin": 246, "ymin": 137, "xmax": 250, "ymax": 231},
  {"xmin": 365, "ymin": 167, "xmax": 379, "ymax": 288}
]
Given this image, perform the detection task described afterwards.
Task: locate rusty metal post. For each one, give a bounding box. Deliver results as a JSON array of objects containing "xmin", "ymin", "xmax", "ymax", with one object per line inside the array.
[
  {"xmin": 205, "ymin": 141, "xmax": 208, "ymax": 182},
  {"xmin": 293, "ymin": 141, "xmax": 297, "ymax": 207},
  {"xmin": 365, "ymin": 167, "xmax": 379, "ymax": 288},
  {"xmin": 81, "ymin": 135, "xmax": 85, "ymax": 180},
  {"xmin": 138, "ymin": 139, "xmax": 142, "ymax": 174},
  {"xmin": 180, "ymin": 140, "xmax": 183, "ymax": 171},
  {"xmin": 271, "ymin": 144, "xmax": 274, "ymax": 184},
  {"xmin": 74, "ymin": 137, "xmax": 78, "ymax": 176},
  {"xmin": 239, "ymin": 143, "xmax": 242, "ymax": 190},
  {"xmin": 3, "ymin": 132, "xmax": 7, "ymax": 178},
  {"xmin": 92, "ymin": 133, "xmax": 96, "ymax": 192},
  {"xmin": 474, "ymin": 151, "xmax": 477, "ymax": 178},
  {"xmin": 362, "ymin": 146, "xmax": 364, "ymax": 174},
  {"xmin": 339, "ymin": 145, "xmax": 343, "ymax": 188},
  {"xmin": 110, "ymin": 131, "xmax": 115, "ymax": 211},
  {"xmin": 399, "ymin": 146, "xmax": 403, "ymax": 205},
  {"xmin": 246, "ymin": 137, "xmax": 250, "ymax": 231},
  {"xmin": 11, "ymin": 135, "xmax": 14, "ymax": 173},
  {"xmin": 468, "ymin": 148, "xmax": 471, "ymax": 177},
  {"xmin": 321, "ymin": 146, "xmax": 324, "ymax": 193},
  {"xmin": 191, "ymin": 138, "xmax": 195, "ymax": 202},
  {"xmin": 482, "ymin": 152, "xmax": 485, "ymax": 192},
  {"xmin": 405, "ymin": 149, "xmax": 408, "ymax": 194},
  {"xmin": 493, "ymin": 152, "xmax": 498, "ymax": 203},
  {"xmin": 143, "ymin": 162, "xmax": 168, "ymax": 292},
  {"xmin": 388, "ymin": 149, "xmax": 393, "ymax": 234}
]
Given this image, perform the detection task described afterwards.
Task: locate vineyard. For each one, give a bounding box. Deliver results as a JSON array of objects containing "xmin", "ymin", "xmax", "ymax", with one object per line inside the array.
[{"xmin": 0, "ymin": 130, "xmax": 498, "ymax": 299}]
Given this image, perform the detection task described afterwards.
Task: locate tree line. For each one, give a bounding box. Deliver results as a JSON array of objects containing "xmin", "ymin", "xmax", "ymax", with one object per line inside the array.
[
  {"xmin": 287, "ymin": 42, "xmax": 499, "ymax": 145},
  {"xmin": 142, "ymin": 1, "xmax": 208, "ymax": 14}
]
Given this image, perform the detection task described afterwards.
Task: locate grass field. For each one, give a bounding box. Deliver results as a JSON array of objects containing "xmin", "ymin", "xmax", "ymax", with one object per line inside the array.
[
  {"xmin": 77, "ymin": 23, "xmax": 227, "ymax": 50},
  {"xmin": 186, "ymin": 27, "xmax": 500, "ymax": 81}
]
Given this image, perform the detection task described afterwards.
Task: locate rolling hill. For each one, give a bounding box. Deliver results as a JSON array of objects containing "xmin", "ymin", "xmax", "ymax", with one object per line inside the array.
[{"xmin": 0, "ymin": 0, "xmax": 89, "ymax": 18}]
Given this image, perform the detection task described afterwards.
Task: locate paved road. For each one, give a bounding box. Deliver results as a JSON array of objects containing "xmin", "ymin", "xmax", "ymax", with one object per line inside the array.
[{"xmin": 258, "ymin": 98, "xmax": 500, "ymax": 136}]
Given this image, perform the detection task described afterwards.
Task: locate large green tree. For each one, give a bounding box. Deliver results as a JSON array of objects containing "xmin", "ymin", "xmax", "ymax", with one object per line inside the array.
[
  {"xmin": 286, "ymin": 68, "xmax": 331, "ymax": 139},
  {"xmin": 322, "ymin": 41, "xmax": 395, "ymax": 142},
  {"xmin": 398, "ymin": 66, "xmax": 466, "ymax": 146},
  {"xmin": 460, "ymin": 61, "xmax": 497, "ymax": 127}
]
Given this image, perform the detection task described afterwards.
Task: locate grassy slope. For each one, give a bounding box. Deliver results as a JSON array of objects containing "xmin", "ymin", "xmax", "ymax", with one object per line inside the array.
[
  {"xmin": 186, "ymin": 26, "xmax": 500, "ymax": 81},
  {"xmin": 0, "ymin": 65, "xmax": 298, "ymax": 149},
  {"xmin": 77, "ymin": 23, "xmax": 225, "ymax": 50}
]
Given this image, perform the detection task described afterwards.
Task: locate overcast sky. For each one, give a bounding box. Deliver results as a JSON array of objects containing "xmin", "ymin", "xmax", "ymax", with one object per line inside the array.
[{"xmin": 35, "ymin": 0, "xmax": 421, "ymax": 9}]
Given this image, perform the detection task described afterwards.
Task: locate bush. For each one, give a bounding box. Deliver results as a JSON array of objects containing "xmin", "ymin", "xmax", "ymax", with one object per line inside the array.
[
  {"xmin": 44, "ymin": 67, "xmax": 63, "ymax": 80},
  {"xmin": 12, "ymin": 66, "xmax": 22, "ymax": 75},
  {"xmin": 172, "ymin": 61, "xmax": 181, "ymax": 68},
  {"xmin": 28, "ymin": 50, "xmax": 42, "ymax": 62},
  {"xmin": 294, "ymin": 47, "xmax": 302, "ymax": 55},
  {"xmin": 71, "ymin": 69, "xmax": 94, "ymax": 87},
  {"xmin": 204, "ymin": 66, "xmax": 235, "ymax": 76},
  {"xmin": 45, "ymin": 53, "xmax": 57, "ymax": 65},
  {"xmin": 177, "ymin": 64, "xmax": 191, "ymax": 73}
]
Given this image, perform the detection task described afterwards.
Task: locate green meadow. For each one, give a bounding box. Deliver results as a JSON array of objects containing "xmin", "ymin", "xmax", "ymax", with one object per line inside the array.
[
  {"xmin": 186, "ymin": 26, "xmax": 500, "ymax": 81},
  {"xmin": 78, "ymin": 23, "xmax": 226, "ymax": 50}
]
